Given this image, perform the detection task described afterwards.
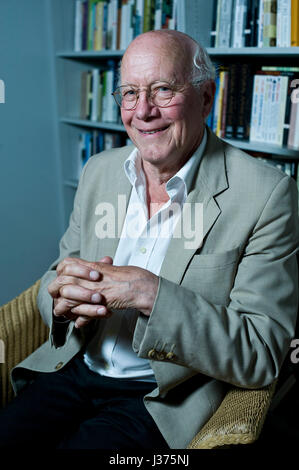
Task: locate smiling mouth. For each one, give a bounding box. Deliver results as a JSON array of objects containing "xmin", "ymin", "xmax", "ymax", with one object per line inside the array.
[{"xmin": 138, "ymin": 125, "xmax": 169, "ymax": 135}]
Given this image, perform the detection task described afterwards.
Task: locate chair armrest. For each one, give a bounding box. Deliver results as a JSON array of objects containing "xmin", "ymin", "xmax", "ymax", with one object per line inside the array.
[
  {"xmin": 0, "ymin": 280, "xmax": 49, "ymax": 407},
  {"xmin": 187, "ymin": 381, "xmax": 276, "ymax": 449}
]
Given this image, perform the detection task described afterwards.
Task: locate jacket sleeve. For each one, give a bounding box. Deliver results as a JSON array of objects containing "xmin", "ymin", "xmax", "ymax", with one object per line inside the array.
[
  {"xmin": 136, "ymin": 175, "xmax": 299, "ymax": 388},
  {"xmin": 36, "ymin": 162, "xmax": 88, "ymax": 346}
]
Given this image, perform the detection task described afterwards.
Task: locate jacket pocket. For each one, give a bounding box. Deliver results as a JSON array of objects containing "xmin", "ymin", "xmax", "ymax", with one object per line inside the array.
[{"xmin": 181, "ymin": 247, "xmax": 241, "ymax": 304}]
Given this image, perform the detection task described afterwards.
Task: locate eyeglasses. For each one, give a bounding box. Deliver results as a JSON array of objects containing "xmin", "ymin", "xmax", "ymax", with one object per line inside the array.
[{"xmin": 111, "ymin": 82, "xmax": 186, "ymax": 110}]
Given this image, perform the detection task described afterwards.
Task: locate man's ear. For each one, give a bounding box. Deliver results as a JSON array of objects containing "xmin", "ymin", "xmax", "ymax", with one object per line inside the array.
[{"xmin": 202, "ymin": 80, "xmax": 216, "ymax": 119}]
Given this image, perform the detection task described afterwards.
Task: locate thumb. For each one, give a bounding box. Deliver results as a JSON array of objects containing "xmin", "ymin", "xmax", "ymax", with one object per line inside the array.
[{"xmin": 99, "ymin": 256, "xmax": 113, "ymax": 265}]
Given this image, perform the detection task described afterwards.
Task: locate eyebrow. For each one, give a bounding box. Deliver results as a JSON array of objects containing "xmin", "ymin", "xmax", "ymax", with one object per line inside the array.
[{"xmin": 120, "ymin": 79, "xmax": 177, "ymax": 87}]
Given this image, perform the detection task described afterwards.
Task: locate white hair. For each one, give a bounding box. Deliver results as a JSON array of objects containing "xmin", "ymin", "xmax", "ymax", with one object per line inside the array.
[{"xmin": 190, "ymin": 45, "xmax": 216, "ymax": 87}]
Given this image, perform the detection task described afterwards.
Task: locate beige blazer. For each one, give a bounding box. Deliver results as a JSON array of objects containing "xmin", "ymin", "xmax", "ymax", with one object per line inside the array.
[{"xmin": 12, "ymin": 128, "xmax": 299, "ymax": 448}]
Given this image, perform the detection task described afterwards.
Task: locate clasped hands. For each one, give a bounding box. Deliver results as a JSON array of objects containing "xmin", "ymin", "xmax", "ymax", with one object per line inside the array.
[{"xmin": 48, "ymin": 256, "xmax": 159, "ymax": 329}]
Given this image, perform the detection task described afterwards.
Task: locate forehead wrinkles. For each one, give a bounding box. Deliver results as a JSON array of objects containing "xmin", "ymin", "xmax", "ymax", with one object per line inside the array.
[{"xmin": 121, "ymin": 43, "xmax": 189, "ymax": 85}]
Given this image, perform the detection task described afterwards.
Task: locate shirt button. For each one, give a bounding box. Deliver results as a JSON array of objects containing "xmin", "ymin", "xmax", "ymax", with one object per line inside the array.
[
  {"xmin": 140, "ymin": 247, "xmax": 147, "ymax": 254},
  {"xmin": 55, "ymin": 362, "xmax": 64, "ymax": 370}
]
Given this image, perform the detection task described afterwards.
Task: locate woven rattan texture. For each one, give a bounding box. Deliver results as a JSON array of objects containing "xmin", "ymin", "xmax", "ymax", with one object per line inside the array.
[
  {"xmin": 187, "ymin": 382, "xmax": 276, "ymax": 449},
  {"xmin": 0, "ymin": 280, "xmax": 49, "ymax": 407}
]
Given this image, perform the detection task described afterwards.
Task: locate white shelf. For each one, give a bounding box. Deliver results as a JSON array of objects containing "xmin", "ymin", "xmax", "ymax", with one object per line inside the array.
[
  {"xmin": 224, "ymin": 139, "xmax": 299, "ymax": 159},
  {"xmin": 56, "ymin": 47, "xmax": 299, "ymax": 59},
  {"xmin": 60, "ymin": 117, "xmax": 126, "ymax": 132},
  {"xmin": 207, "ymin": 46, "xmax": 299, "ymax": 57},
  {"xmin": 57, "ymin": 50, "xmax": 125, "ymax": 59}
]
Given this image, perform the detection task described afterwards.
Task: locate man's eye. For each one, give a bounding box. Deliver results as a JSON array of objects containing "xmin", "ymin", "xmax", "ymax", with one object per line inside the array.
[
  {"xmin": 154, "ymin": 86, "xmax": 173, "ymax": 99},
  {"xmin": 157, "ymin": 86, "xmax": 171, "ymax": 92},
  {"xmin": 123, "ymin": 89, "xmax": 137, "ymax": 100}
]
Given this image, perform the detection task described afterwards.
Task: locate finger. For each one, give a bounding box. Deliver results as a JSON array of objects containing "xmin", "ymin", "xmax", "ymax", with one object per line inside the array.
[
  {"xmin": 99, "ymin": 256, "xmax": 113, "ymax": 265},
  {"xmin": 74, "ymin": 316, "xmax": 93, "ymax": 329},
  {"xmin": 57, "ymin": 257, "xmax": 114, "ymax": 276},
  {"xmin": 59, "ymin": 262, "xmax": 102, "ymax": 282},
  {"xmin": 59, "ymin": 283, "xmax": 103, "ymax": 305},
  {"xmin": 56, "ymin": 258, "xmax": 101, "ymax": 280},
  {"xmin": 53, "ymin": 297, "xmax": 80, "ymax": 318},
  {"xmin": 48, "ymin": 275, "xmax": 102, "ymax": 300},
  {"xmin": 70, "ymin": 303, "xmax": 110, "ymax": 318}
]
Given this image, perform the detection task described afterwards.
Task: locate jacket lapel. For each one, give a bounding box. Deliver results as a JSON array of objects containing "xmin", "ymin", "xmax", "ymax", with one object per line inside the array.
[
  {"xmin": 159, "ymin": 128, "xmax": 229, "ymax": 284},
  {"xmin": 93, "ymin": 150, "xmax": 132, "ymax": 262}
]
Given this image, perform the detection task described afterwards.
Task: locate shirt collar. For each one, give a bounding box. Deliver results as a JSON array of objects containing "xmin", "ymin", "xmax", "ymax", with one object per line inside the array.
[{"xmin": 124, "ymin": 128, "xmax": 207, "ymax": 197}]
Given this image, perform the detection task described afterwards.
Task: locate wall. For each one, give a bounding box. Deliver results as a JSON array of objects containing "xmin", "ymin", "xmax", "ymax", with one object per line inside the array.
[{"xmin": 0, "ymin": 0, "xmax": 64, "ymax": 304}]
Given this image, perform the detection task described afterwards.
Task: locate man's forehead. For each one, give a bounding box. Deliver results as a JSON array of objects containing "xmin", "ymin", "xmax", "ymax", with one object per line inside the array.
[{"xmin": 121, "ymin": 48, "xmax": 187, "ymax": 83}]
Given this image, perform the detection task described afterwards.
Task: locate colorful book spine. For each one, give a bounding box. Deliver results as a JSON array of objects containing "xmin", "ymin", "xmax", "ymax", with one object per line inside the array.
[
  {"xmin": 231, "ymin": 0, "xmax": 247, "ymax": 48},
  {"xmin": 217, "ymin": 0, "xmax": 233, "ymax": 47},
  {"xmin": 263, "ymin": 0, "xmax": 277, "ymax": 46},
  {"xmin": 277, "ymin": 0, "xmax": 291, "ymax": 46},
  {"xmin": 291, "ymin": 0, "xmax": 299, "ymax": 46}
]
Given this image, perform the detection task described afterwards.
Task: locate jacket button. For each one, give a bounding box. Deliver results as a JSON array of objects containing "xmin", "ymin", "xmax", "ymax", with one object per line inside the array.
[
  {"xmin": 148, "ymin": 349, "xmax": 156, "ymax": 359},
  {"xmin": 157, "ymin": 352, "xmax": 166, "ymax": 360},
  {"xmin": 166, "ymin": 352, "xmax": 175, "ymax": 360},
  {"xmin": 55, "ymin": 361, "xmax": 64, "ymax": 370}
]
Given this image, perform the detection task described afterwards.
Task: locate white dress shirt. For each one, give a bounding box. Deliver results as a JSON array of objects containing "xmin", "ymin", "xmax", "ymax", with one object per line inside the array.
[{"xmin": 83, "ymin": 130, "xmax": 207, "ymax": 381}]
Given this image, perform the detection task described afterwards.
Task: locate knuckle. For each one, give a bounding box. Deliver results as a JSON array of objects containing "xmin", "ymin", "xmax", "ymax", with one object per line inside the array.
[{"xmin": 60, "ymin": 285, "xmax": 70, "ymax": 297}]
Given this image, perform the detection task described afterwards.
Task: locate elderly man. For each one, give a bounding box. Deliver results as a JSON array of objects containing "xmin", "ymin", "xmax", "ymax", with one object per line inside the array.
[{"xmin": 0, "ymin": 29, "xmax": 298, "ymax": 449}]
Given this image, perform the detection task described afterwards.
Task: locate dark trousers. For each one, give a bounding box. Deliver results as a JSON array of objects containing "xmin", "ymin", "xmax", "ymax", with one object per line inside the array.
[{"xmin": 0, "ymin": 354, "xmax": 169, "ymax": 449}]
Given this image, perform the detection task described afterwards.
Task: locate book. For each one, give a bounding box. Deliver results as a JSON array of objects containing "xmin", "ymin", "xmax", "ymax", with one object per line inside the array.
[
  {"xmin": 217, "ymin": 0, "xmax": 233, "ymax": 47},
  {"xmin": 263, "ymin": 0, "xmax": 277, "ymax": 46},
  {"xmin": 176, "ymin": 0, "xmax": 214, "ymax": 44},
  {"xmin": 94, "ymin": 1, "xmax": 105, "ymax": 50},
  {"xmin": 291, "ymin": 0, "xmax": 299, "ymax": 46},
  {"xmin": 74, "ymin": 0, "xmax": 83, "ymax": 51},
  {"xmin": 91, "ymin": 69, "xmax": 100, "ymax": 121},
  {"xmin": 288, "ymin": 96, "xmax": 299, "ymax": 149},
  {"xmin": 250, "ymin": 73, "xmax": 288, "ymax": 145},
  {"xmin": 210, "ymin": 0, "xmax": 218, "ymax": 46},
  {"xmin": 87, "ymin": 0, "xmax": 100, "ymax": 50},
  {"xmin": 250, "ymin": 0, "xmax": 260, "ymax": 46},
  {"xmin": 231, "ymin": 0, "xmax": 247, "ymax": 48},
  {"xmin": 235, "ymin": 63, "xmax": 254, "ymax": 140},
  {"xmin": 260, "ymin": 67, "xmax": 299, "ymax": 144},
  {"xmin": 277, "ymin": 0, "xmax": 291, "ymax": 46},
  {"xmin": 250, "ymin": 74, "xmax": 265, "ymax": 141},
  {"xmin": 225, "ymin": 63, "xmax": 240, "ymax": 139},
  {"xmin": 258, "ymin": 0, "xmax": 265, "ymax": 47}
]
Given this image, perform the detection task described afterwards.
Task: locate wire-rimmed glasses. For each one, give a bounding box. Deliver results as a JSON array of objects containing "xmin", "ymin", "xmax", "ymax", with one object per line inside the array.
[{"xmin": 111, "ymin": 82, "xmax": 185, "ymax": 110}]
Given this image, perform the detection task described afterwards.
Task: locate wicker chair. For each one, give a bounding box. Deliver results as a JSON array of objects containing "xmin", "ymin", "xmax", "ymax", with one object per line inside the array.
[{"xmin": 0, "ymin": 281, "xmax": 276, "ymax": 449}]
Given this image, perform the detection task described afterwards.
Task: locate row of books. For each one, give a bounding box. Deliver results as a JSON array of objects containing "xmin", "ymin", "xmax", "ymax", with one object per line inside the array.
[
  {"xmin": 249, "ymin": 150, "xmax": 297, "ymax": 174},
  {"xmin": 250, "ymin": 152, "xmax": 299, "ymax": 211},
  {"xmin": 74, "ymin": 0, "xmax": 177, "ymax": 51},
  {"xmin": 77, "ymin": 130, "xmax": 129, "ymax": 177},
  {"xmin": 207, "ymin": 64, "xmax": 299, "ymax": 149},
  {"xmin": 210, "ymin": 0, "xmax": 299, "ymax": 48},
  {"xmin": 80, "ymin": 64, "xmax": 120, "ymax": 123}
]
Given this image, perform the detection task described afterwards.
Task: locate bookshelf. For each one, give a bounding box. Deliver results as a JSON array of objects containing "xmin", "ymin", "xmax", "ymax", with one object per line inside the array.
[{"xmin": 49, "ymin": 0, "xmax": 299, "ymax": 226}]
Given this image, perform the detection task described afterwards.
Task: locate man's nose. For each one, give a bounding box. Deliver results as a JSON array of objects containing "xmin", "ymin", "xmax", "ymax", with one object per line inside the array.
[{"xmin": 134, "ymin": 91, "xmax": 158, "ymax": 120}]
